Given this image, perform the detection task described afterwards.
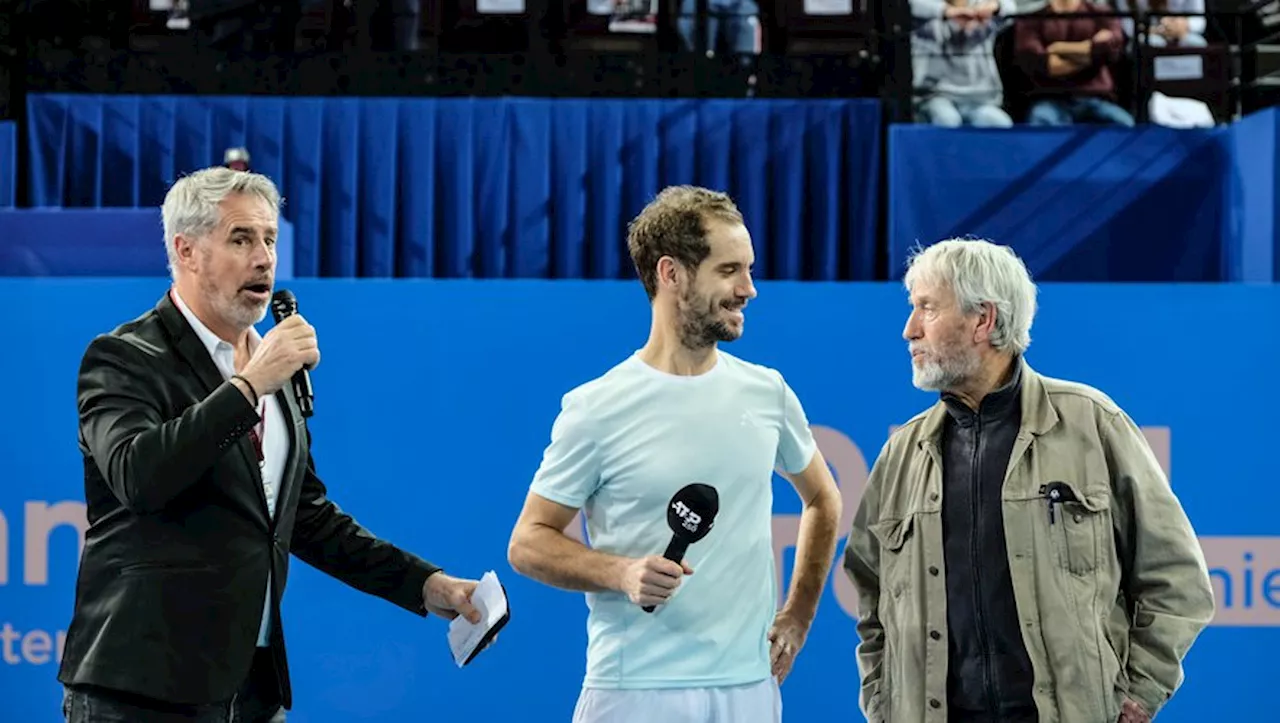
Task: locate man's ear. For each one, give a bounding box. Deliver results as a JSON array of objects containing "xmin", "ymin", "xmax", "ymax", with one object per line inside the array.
[
  {"xmin": 972, "ymin": 301, "xmax": 998, "ymax": 345},
  {"xmin": 172, "ymin": 233, "xmax": 199, "ymax": 272},
  {"xmin": 657, "ymin": 256, "xmax": 683, "ymax": 293}
]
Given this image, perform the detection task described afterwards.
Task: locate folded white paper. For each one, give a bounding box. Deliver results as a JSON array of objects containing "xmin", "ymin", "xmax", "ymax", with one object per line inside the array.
[{"xmin": 447, "ymin": 570, "xmax": 509, "ymax": 667}]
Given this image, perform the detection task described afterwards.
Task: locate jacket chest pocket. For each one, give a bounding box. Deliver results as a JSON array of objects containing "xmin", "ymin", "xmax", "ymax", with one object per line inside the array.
[
  {"xmin": 1046, "ymin": 482, "xmax": 1111, "ymax": 576},
  {"xmin": 869, "ymin": 514, "xmax": 917, "ymax": 599}
]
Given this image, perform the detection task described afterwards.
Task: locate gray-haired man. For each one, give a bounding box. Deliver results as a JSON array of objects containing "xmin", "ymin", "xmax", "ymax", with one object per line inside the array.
[
  {"xmin": 58, "ymin": 166, "xmax": 486, "ymax": 722},
  {"xmin": 844, "ymin": 238, "xmax": 1214, "ymax": 723}
]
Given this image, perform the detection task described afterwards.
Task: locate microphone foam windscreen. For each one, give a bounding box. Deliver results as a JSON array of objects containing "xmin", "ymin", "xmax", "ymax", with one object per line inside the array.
[
  {"xmin": 666, "ymin": 483, "xmax": 719, "ymax": 543},
  {"xmin": 270, "ymin": 289, "xmax": 297, "ymax": 322}
]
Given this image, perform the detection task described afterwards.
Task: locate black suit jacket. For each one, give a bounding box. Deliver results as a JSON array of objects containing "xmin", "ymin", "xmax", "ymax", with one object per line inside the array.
[{"xmin": 57, "ymin": 292, "xmax": 441, "ymax": 708}]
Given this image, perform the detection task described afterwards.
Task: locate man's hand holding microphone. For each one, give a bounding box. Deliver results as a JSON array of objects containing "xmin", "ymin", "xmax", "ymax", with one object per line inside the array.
[
  {"xmin": 229, "ymin": 313, "xmax": 319, "ymax": 404},
  {"xmin": 226, "ymin": 291, "xmax": 487, "ymax": 628}
]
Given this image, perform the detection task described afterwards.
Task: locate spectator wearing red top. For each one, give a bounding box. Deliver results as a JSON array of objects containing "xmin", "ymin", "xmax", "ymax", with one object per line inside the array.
[{"xmin": 1013, "ymin": 0, "xmax": 1135, "ymax": 126}]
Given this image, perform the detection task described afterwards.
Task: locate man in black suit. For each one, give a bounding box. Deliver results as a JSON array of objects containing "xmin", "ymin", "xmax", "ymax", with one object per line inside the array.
[{"xmin": 58, "ymin": 165, "xmax": 485, "ymax": 722}]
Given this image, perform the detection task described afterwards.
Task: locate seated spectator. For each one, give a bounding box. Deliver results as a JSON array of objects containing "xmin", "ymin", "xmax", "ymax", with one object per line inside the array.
[
  {"xmin": 595, "ymin": 0, "xmax": 659, "ymax": 33},
  {"xmin": 1113, "ymin": 0, "xmax": 1207, "ymax": 47},
  {"xmin": 910, "ymin": 0, "xmax": 1017, "ymax": 127},
  {"xmin": 678, "ymin": 0, "xmax": 759, "ymax": 57},
  {"xmin": 1014, "ymin": 0, "xmax": 1135, "ymax": 126}
]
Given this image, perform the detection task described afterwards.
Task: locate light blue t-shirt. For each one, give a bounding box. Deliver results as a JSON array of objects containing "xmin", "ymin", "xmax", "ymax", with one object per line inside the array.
[{"xmin": 529, "ymin": 350, "xmax": 818, "ymax": 690}]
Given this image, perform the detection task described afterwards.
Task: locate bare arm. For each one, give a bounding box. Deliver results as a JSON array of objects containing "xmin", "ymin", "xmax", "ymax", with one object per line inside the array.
[
  {"xmin": 779, "ymin": 449, "xmax": 843, "ymax": 625},
  {"xmin": 507, "ymin": 492, "xmax": 625, "ymax": 592},
  {"xmin": 1048, "ymin": 53, "xmax": 1082, "ymax": 77},
  {"xmin": 508, "ymin": 491, "xmax": 690, "ymax": 608}
]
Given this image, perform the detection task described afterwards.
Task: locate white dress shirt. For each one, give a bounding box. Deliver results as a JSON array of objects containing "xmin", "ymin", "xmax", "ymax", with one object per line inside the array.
[{"xmin": 172, "ymin": 289, "xmax": 289, "ymax": 647}]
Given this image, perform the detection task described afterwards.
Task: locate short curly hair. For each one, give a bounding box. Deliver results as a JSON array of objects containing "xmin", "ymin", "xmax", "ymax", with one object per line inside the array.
[{"xmin": 627, "ymin": 186, "xmax": 745, "ymax": 300}]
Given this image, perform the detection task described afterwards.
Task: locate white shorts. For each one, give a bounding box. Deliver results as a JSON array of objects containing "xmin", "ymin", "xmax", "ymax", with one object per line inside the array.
[{"xmin": 571, "ymin": 678, "xmax": 782, "ymax": 723}]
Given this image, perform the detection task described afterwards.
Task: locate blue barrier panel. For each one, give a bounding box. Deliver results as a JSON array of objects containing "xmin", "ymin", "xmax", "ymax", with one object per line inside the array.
[
  {"xmin": 0, "ymin": 120, "xmax": 14, "ymax": 208},
  {"xmin": 1224, "ymin": 107, "xmax": 1280, "ymax": 283},
  {"xmin": 886, "ymin": 124, "xmax": 1232, "ymax": 281},
  {"xmin": 0, "ymin": 209, "xmax": 295, "ymax": 278},
  {"xmin": 24, "ymin": 95, "xmax": 883, "ymax": 281},
  {"xmin": 0, "ymin": 279, "xmax": 1276, "ymax": 722}
]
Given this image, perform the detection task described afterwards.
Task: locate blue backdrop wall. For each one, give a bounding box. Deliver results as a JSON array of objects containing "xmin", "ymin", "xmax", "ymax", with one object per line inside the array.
[{"xmin": 1, "ymin": 279, "xmax": 1276, "ymax": 722}]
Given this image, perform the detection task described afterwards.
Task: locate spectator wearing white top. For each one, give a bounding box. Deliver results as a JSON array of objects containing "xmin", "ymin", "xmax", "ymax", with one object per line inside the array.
[{"xmin": 1113, "ymin": 0, "xmax": 1207, "ymax": 47}]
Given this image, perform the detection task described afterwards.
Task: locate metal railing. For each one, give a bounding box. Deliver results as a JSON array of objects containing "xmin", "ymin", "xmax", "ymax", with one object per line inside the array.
[{"xmin": 0, "ymin": 2, "xmax": 1274, "ymax": 120}]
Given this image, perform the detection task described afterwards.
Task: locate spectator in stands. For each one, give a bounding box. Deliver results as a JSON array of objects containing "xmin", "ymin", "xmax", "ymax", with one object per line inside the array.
[
  {"xmin": 1014, "ymin": 0, "xmax": 1135, "ymax": 125},
  {"xmin": 910, "ymin": 0, "xmax": 1017, "ymax": 127},
  {"xmin": 1114, "ymin": 0, "xmax": 1207, "ymax": 47},
  {"xmin": 678, "ymin": 0, "xmax": 759, "ymax": 58}
]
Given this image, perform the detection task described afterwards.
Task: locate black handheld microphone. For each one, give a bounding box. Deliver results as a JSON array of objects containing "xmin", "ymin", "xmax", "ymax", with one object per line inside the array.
[
  {"xmin": 270, "ymin": 289, "xmax": 314, "ymax": 418},
  {"xmin": 642, "ymin": 483, "xmax": 719, "ymax": 613}
]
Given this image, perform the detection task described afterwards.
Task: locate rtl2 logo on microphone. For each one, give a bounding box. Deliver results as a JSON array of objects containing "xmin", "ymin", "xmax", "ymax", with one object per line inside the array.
[{"xmin": 672, "ymin": 501, "xmax": 703, "ymax": 533}]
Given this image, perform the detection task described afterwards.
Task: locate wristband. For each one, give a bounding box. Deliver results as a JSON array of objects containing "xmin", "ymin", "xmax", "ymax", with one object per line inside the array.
[{"xmin": 231, "ymin": 374, "xmax": 259, "ymax": 406}]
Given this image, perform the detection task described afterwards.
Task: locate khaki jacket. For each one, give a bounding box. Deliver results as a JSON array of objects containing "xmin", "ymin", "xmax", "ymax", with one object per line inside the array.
[{"xmin": 843, "ymin": 362, "xmax": 1214, "ymax": 723}]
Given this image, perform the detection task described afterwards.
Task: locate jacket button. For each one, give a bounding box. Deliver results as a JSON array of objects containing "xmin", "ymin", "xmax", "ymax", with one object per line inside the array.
[
  {"xmin": 928, "ymin": 492, "xmax": 939, "ymax": 502},
  {"xmin": 1073, "ymin": 513, "xmax": 1083, "ymax": 523},
  {"xmin": 930, "ymin": 630, "xmax": 941, "ymax": 641},
  {"xmin": 929, "ymin": 698, "xmax": 941, "ymax": 709},
  {"xmin": 928, "ymin": 565, "xmax": 939, "ymax": 576}
]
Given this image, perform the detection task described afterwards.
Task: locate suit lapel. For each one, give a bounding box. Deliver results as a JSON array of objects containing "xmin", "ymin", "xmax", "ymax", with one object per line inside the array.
[
  {"xmin": 157, "ymin": 292, "xmax": 224, "ymax": 398},
  {"xmin": 274, "ymin": 384, "xmax": 307, "ymax": 521},
  {"xmin": 156, "ymin": 292, "xmax": 272, "ymax": 522}
]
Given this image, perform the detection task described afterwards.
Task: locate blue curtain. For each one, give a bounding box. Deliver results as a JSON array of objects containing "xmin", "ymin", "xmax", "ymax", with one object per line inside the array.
[
  {"xmin": 25, "ymin": 95, "xmax": 883, "ymax": 281},
  {"xmin": 887, "ymin": 124, "xmax": 1232, "ymax": 282},
  {"xmin": 0, "ymin": 121, "xmax": 14, "ymax": 208}
]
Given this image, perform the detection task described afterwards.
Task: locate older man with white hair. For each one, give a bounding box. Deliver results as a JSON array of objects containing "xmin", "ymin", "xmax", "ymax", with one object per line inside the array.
[
  {"xmin": 58, "ymin": 166, "xmax": 487, "ymax": 723},
  {"xmin": 843, "ymin": 238, "xmax": 1214, "ymax": 723}
]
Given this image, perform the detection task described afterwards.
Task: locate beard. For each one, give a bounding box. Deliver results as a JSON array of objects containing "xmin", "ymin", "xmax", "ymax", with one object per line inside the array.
[
  {"xmin": 912, "ymin": 339, "xmax": 981, "ymax": 392},
  {"xmin": 199, "ymin": 271, "xmax": 269, "ymax": 331},
  {"xmin": 677, "ymin": 284, "xmax": 740, "ymax": 350}
]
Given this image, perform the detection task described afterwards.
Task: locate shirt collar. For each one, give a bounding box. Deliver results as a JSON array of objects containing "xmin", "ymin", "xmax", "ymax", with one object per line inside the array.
[{"xmin": 170, "ymin": 287, "xmax": 259, "ymax": 358}]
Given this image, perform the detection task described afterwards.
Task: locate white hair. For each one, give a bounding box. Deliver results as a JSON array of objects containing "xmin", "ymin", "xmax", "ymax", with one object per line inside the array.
[
  {"xmin": 161, "ymin": 166, "xmax": 282, "ymax": 278},
  {"xmin": 903, "ymin": 238, "xmax": 1038, "ymax": 355}
]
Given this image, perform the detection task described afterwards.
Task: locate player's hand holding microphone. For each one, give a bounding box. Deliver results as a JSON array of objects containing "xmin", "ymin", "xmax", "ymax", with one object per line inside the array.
[
  {"xmin": 624, "ymin": 483, "xmax": 719, "ymax": 612},
  {"xmin": 620, "ymin": 555, "xmax": 694, "ymax": 609}
]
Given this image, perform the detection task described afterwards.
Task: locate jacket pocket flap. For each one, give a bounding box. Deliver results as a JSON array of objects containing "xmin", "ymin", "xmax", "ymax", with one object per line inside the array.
[
  {"xmin": 869, "ymin": 515, "xmax": 914, "ymax": 552},
  {"xmin": 1069, "ymin": 482, "xmax": 1111, "ymax": 513},
  {"xmin": 1049, "ymin": 480, "xmax": 1111, "ymax": 513}
]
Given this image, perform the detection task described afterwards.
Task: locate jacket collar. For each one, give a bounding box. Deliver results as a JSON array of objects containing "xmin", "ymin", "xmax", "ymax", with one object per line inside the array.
[
  {"xmin": 918, "ymin": 356, "xmax": 1059, "ymax": 446},
  {"xmin": 156, "ymin": 289, "xmax": 226, "ymax": 397}
]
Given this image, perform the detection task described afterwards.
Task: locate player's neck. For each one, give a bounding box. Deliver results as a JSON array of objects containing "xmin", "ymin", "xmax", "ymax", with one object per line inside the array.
[{"xmin": 638, "ymin": 321, "xmax": 718, "ymax": 377}]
